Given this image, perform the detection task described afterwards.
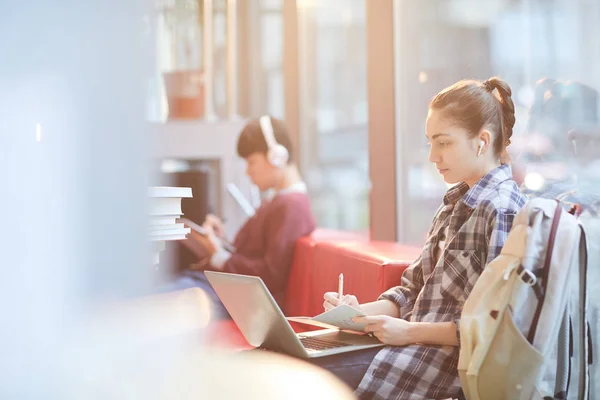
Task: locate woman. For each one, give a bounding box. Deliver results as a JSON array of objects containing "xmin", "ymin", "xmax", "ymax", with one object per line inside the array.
[{"xmin": 318, "ymin": 77, "xmax": 527, "ymax": 399}]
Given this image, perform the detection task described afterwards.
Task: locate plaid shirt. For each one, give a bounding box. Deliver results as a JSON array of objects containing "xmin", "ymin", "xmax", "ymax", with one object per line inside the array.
[{"xmin": 355, "ymin": 164, "xmax": 527, "ymax": 400}]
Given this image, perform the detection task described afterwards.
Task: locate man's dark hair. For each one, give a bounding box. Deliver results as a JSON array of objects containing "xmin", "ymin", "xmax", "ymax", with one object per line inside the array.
[{"xmin": 236, "ymin": 116, "xmax": 294, "ymax": 164}]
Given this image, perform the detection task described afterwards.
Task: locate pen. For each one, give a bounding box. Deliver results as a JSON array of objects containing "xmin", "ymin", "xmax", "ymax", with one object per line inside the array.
[{"xmin": 338, "ymin": 273, "xmax": 344, "ymax": 301}]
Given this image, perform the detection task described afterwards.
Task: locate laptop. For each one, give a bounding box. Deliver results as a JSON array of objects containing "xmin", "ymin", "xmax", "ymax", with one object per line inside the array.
[{"xmin": 204, "ymin": 271, "xmax": 383, "ymax": 358}]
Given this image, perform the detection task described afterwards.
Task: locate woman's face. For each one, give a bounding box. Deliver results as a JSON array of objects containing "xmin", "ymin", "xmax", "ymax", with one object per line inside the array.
[{"xmin": 426, "ymin": 109, "xmax": 490, "ymax": 187}]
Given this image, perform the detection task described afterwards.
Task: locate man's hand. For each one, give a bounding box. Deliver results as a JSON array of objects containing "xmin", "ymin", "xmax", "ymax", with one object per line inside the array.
[
  {"xmin": 201, "ymin": 224, "xmax": 231, "ymax": 270},
  {"xmin": 181, "ymin": 227, "xmax": 221, "ymax": 264},
  {"xmin": 323, "ymin": 292, "xmax": 361, "ymax": 312},
  {"xmin": 189, "ymin": 256, "xmax": 212, "ymax": 270},
  {"xmin": 353, "ymin": 315, "xmax": 415, "ymax": 346},
  {"xmin": 204, "ymin": 214, "xmax": 225, "ymax": 238}
]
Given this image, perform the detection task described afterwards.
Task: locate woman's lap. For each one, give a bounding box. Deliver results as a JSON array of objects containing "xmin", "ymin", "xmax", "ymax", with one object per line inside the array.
[{"xmin": 306, "ymin": 347, "xmax": 380, "ymax": 390}]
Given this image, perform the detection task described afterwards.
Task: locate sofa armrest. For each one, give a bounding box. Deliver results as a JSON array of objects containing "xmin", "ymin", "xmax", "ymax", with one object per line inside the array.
[{"xmin": 285, "ymin": 229, "xmax": 421, "ymax": 317}]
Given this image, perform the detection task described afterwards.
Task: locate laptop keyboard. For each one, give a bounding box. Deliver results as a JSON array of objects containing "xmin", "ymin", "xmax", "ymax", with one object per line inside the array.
[{"xmin": 299, "ymin": 336, "xmax": 352, "ymax": 351}]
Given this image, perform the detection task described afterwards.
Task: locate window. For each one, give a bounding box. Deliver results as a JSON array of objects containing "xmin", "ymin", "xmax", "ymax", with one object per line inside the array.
[
  {"xmin": 297, "ymin": 0, "xmax": 369, "ymax": 232},
  {"xmin": 239, "ymin": 0, "xmax": 284, "ymax": 118},
  {"xmin": 394, "ymin": 0, "xmax": 600, "ymax": 244}
]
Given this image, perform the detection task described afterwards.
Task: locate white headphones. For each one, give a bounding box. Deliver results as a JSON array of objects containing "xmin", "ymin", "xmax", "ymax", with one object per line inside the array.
[
  {"xmin": 477, "ymin": 140, "xmax": 485, "ymax": 157},
  {"xmin": 259, "ymin": 115, "xmax": 289, "ymax": 168}
]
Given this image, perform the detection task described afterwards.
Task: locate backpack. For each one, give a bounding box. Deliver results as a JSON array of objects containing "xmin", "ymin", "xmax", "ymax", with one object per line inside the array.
[{"xmin": 458, "ymin": 198, "xmax": 592, "ymax": 400}]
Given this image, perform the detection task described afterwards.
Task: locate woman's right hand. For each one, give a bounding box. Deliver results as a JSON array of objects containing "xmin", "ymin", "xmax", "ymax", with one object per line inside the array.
[
  {"xmin": 203, "ymin": 214, "xmax": 225, "ymax": 238},
  {"xmin": 323, "ymin": 292, "xmax": 361, "ymax": 312}
]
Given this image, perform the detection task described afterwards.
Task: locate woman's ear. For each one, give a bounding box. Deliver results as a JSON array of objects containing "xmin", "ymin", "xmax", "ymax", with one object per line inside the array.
[{"xmin": 478, "ymin": 130, "xmax": 493, "ymax": 155}]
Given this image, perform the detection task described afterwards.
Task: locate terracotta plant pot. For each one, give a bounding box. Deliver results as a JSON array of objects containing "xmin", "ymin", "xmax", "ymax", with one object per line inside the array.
[{"xmin": 163, "ymin": 70, "xmax": 205, "ymax": 119}]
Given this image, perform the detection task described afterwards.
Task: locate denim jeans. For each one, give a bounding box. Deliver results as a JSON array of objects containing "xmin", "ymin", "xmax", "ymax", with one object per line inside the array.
[{"xmin": 307, "ymin": 347, "xmax": 380, "ymax": 391}]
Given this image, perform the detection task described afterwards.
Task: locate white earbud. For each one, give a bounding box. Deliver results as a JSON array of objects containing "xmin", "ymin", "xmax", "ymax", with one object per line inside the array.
[{"xmin": 477, "ymin": 140, "xmax": 485, "ymax": 157}]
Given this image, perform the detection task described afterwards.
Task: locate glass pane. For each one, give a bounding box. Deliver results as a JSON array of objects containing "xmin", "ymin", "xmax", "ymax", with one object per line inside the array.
[
  {"xmin": 261, "ymin": 0, "xmax": 282, "ymax": 10},
  {"xmin": 214, "ymin": 0, "xmax": 226, "ymax": 10},
  {"xmin": 239, "ymin": 1, "xmax": 283, "ymax": 117},
  {"xmin": 261, "ymin": 14, "xmax": 283, "ymax": 70},
  {"xmin": 395, "ymin": 0, "xmax": 600, "ymax": 244},
  {"xmin": 298, "ymin": 0, "xmax": 368, "ymax": 232},
  {"xmin": 267, "ymin": 69, "xmax": 284, "ymax": 118},
  {"xmin": 213, "ymin": 5, "xmax": 227, "ymax": 117}
]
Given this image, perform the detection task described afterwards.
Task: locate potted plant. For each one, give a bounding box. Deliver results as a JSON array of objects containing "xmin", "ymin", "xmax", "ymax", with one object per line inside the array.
[{"xmin": 159, "ymin": 0, "xmax": 205, "ymax": 119}]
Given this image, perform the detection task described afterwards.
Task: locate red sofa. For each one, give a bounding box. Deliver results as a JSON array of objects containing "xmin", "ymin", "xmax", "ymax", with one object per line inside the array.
[
  {"xmin": 206, "ymin": 228, "xmax": 421, "ymax": 348},
  {"xmin": 285, "ymin": 231, "xmax": 421, "ymax": 317}
]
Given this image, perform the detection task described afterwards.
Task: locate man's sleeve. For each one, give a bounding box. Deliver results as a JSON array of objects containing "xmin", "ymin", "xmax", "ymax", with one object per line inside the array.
[{"xmin": 214, "ymin": 198, "xmax": 313, "ymax": 291}]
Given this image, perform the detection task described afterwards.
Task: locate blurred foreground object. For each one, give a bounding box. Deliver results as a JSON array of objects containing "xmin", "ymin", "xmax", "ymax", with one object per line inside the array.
[
  {"xmin": 78, "ymin": 287, "xmax": 212, "ymax": 343},
  {"xmin": 64, "ymin": 288, "xmax": 355, "ymax": 399},
  {"xmin": 64, "ymin": 288, "xmax": 354, "ymax": 399},
  {"xmin": 64, "ymin": 348, "xmax": 356, "ymax": 400}
]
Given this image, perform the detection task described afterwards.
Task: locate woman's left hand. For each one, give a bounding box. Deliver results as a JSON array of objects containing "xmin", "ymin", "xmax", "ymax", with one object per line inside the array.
[{"xmin": 353, "ymin": 315, "xmax": 415, "ymax": 346}]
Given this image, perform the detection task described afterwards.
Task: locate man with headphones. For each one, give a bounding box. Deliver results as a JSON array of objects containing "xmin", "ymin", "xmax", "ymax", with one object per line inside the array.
[{"xmin": 170, "ymin": 116, "xmax": 316, "ymax": 318}]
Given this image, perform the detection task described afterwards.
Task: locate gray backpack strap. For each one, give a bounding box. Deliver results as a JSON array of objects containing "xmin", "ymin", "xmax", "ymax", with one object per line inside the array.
[
  {"xmin": 577, "ymin": 226, "xmax": 590, "ymax": 400},
  {"xmin": 550, "ymin": 224, "xmax": 590, "ymax": 400},
  {"xmin": 553, "ymin": 309, "xmax": 571, "ymax": 399},
  {"xmin": 528, "ymin": 201, "xmax": 563, "ymax": 344}
]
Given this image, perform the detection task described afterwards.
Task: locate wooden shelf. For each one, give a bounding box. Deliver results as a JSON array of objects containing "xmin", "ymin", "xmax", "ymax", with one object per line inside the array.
[{"xmin": 150, "ymin": 119, "xmax": 247, "ymax": 159}]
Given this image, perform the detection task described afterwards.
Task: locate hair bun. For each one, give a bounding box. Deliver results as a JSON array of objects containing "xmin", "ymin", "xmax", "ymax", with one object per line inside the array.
[{"xmin": 482, "ymin": 80, "xmax": 495, "ymax": 92}]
